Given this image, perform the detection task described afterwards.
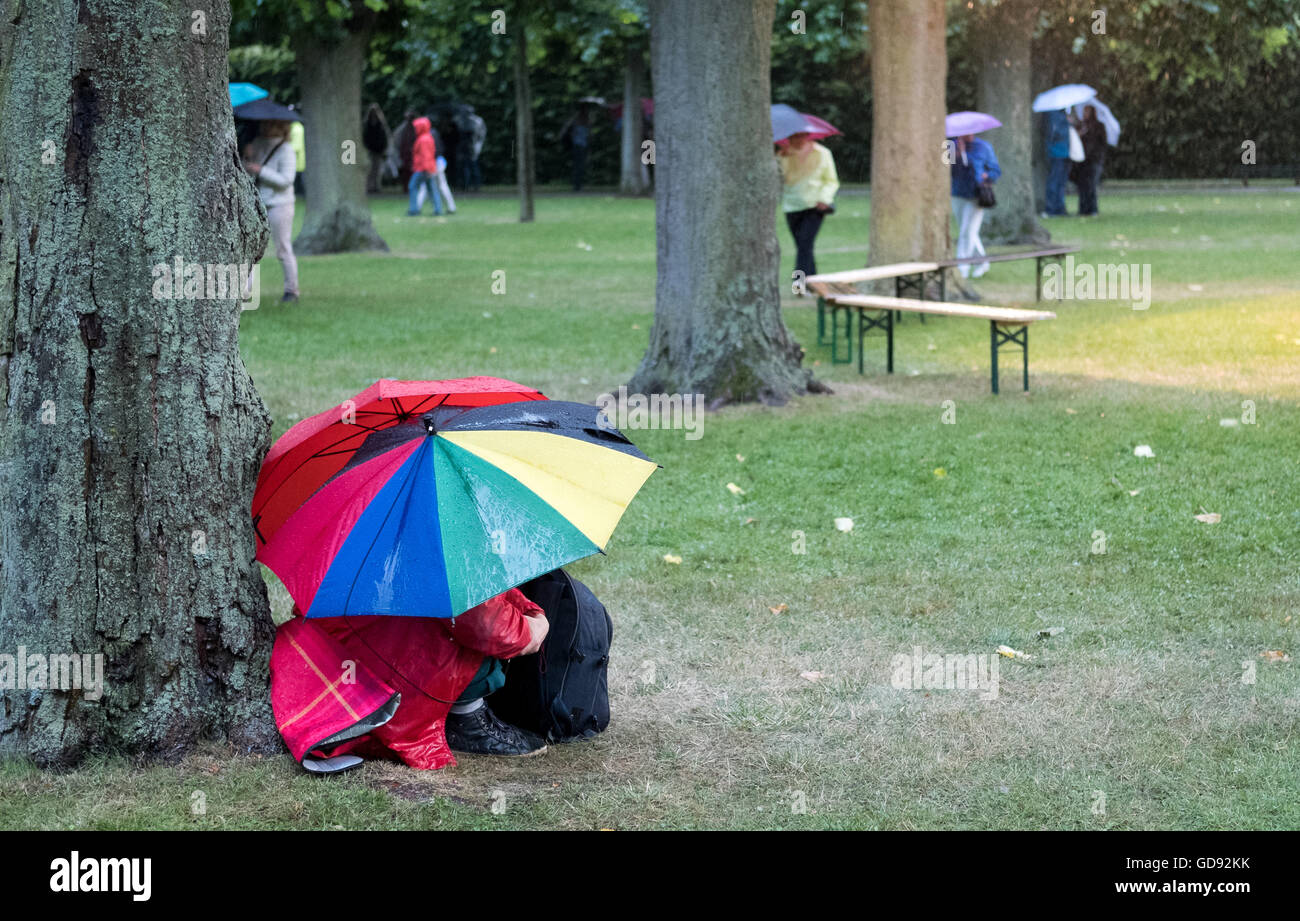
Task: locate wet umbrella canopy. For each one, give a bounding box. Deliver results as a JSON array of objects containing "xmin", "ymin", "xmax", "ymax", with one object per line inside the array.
[{"xmin": 254, "ymin": 379, "xmax": 657, "ymax": 620}]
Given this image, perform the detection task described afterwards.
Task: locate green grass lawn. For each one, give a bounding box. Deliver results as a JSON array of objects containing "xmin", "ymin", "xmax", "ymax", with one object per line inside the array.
[{"xmin": 4, "ymin": 182, "xmax": 1298, "ymax": 830}]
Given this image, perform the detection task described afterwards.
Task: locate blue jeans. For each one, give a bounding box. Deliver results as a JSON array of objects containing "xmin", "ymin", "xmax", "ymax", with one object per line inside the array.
[
  {"xmin": 407, "ymin": 171, "xmax": 443, "ymax": 215},
  {"xmin": 1045, "ymin": 157, "xmax": 1071, "ymax": 216}
]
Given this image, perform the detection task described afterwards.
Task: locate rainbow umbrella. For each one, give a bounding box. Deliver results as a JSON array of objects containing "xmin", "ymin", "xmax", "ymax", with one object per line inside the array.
[{"xmin": 256, "ymin": 386, "xmax": 656, "ymax": 620}]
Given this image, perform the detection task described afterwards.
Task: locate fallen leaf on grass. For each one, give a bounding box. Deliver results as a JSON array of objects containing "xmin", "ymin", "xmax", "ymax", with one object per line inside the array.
[
  {"xmin": 800, "ymin": 670, "xmax": 825, "ymax": 682},
  {"xmin": 735, "ymin": 454, "xmax": 745, "ymax": 463},
  {"xmin": 933, "ymin": 467, "xmax": 947, "ymax": 478},
  {"xmin": 1194, "ymin": 512, "xmax": 1221, "ymax": 524},
  {"xmin": 1065, "ymin": 408, "xmax": 1078, "ymax": 414},
  {"xmin": 662, "ymin": 554, "xmax": 682, "ymax": 565},
  {"xmin": 769, "ymin": 603, "xmax": 789, "ymax": 614},
  {"xmin": 834, "ymin": 517, "xmax": 854, "ymax": 532},
  {"xmin": 1134, "ymin": 445, "xmax": 1155, "ymax": 458},
  {"xmin": 996, "ymin": 645, "xmax": 1033, "ymax": 661},
  {"xmin": 1259, "ymin": 650, "xmax": 1291, "ymax": 663},
  {"xmin": 1038, "ymin": 627, "xmax": 1065, "ymax": 637},
  {"xmin": 742, "ymin": 517, "xmax": 757, "ymax": 526},
  {"xmin": 726, "ymin": 482, "xmax": 745, "ymax": 496}
]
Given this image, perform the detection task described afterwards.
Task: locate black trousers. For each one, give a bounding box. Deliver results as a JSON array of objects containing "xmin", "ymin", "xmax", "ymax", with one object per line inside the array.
[
  {"xmin": 1077, "ymin": 158, "xmax": 1103, "ymax": 215},
  {"xmin": 786, "ymin": 208, "xmax": 826, "ymax": 280}
]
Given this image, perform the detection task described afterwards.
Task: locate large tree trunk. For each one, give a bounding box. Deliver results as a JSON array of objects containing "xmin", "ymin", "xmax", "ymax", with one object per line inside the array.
[
  {"xmin": 868, "ymin": 0, "xmax": 949, "ymax": 267},
  {"xmin": 630, "ymin": 0, "xmax": 822, "ymax": 405},
  {"xmin": 974, "ymin": 0, "xmax": 1049, "ymax": 244},
  {"xmin": 619, "ymin": 47, "xmax": 650, "ymax": 195},
  {"xmin": 514, "ymin": 6, "xmax": 536, "ymax": 222},
  {"xmin": 0, "ymin": 0, "xmax": 276, "ymax": 766},
  {"xmin": 292, "ymin": 28, "xmax": 388, "ymax": 254}
]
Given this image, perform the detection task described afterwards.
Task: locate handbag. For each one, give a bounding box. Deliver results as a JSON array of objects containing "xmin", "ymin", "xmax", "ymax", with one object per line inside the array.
[
  {"xmin": 976, "ymin": 180, "xmax": 997, "ymax": 209},
  {"xmin": 1068, "ymin": 125, "xmax": 1085, "ymax": 162}
]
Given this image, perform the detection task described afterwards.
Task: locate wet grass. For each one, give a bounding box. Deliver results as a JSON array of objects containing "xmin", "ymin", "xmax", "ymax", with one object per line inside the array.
[{"xmin": 4, "ymin": 182, "xmax": 1297, "ymax": 829}]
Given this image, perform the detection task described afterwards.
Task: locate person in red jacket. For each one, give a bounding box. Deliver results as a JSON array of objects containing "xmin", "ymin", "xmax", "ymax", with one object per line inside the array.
[
  {"xmin": 406, "ymin": 116, "xmax": 445, "ymax": 216},
  {"xmin": 276, "ymin": 587, "xmax": 550, "ymax": 769}
]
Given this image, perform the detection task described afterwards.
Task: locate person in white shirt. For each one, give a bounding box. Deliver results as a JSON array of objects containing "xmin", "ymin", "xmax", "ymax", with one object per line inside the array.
[{"xmin": 242, "ymin": 120, "xmax": 300, "ymax": 302}]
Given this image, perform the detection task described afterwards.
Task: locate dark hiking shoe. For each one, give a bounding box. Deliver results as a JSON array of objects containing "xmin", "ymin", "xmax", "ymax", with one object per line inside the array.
[
  {"xmin": 281, "ymin": 292, "xmax": 299, "ymax": 303},
  {"xmin": 446, "ymin": 704, "xmax": 547, "ymax": 757}
]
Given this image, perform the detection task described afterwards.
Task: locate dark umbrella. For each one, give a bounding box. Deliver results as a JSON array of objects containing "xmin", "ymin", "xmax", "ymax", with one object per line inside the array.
[{"xmin": 233, "ymin": 98, "xmax": 302, "ymax": 122}]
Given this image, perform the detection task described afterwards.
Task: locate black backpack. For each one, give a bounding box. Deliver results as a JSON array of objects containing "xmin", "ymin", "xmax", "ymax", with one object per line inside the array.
[{"xmin": 491, "ymin": 569, "xmax": 612, "ymax": 743}]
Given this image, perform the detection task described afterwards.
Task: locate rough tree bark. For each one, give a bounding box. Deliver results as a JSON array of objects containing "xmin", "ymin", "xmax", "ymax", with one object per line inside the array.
[
  {"xmin": 868, "ymin": 0, "xmax": 949, "ymax": 268},
  {"xmin": 513, "ymin": 5, "xmax": 536, "ymax": 223},
  {"xmin": 619, "ymin": 47, "xmax": 650, "ymax": 195},
  {"xmin": 974, "ymin": 0, "xmax": 1049, "ymax": 244},
  {"xmin": 630, "ymin": 0, "xmax": 823, "ymax": 405},
  {"xmin": 0, "ymin": 0, "xmax": 277, "ymax": 766},
  {"xmin": 292, "ymin": 27, "xmax": 388, "ymax": 253}
]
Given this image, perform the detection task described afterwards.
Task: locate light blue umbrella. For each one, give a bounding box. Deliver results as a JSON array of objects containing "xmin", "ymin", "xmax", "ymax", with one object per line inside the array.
[
  {"xmin": 229, "ymin": 83, "xmax": 269, "ymax": 109},
  {"xmin": 771, "ymin": 103, "xmax": 815, "ymax": 142},
  {"xmin": 1032, "ymin": 83, "xmax": 1096, "ymax": 113}
]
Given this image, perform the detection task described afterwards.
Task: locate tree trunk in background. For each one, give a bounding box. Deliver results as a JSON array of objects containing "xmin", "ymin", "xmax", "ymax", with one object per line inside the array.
[
  {"xmin": 514, "ymin": 8, "xmax": 536, "ymax": 222},
  {"xmin": 0, "ymin": 0, "xmax": 276, "ymax": 766},
  {"xmin": 630, "ymin": 0, "xmax": 823, "ymax": 405},
  {"xmin": 868, "ymin": 0, "xmax": 949, "ymax": 267},
  {"xmin": 292, "ymin": 28, "xmax": 388, "ymax": 254},
  {"xmin": 619, "ymin": 47, "xmax": 650, "ymax": 195},
  {"xmin": 975, "ymin": 0, "xmax": 1049, "ymax": 244}
]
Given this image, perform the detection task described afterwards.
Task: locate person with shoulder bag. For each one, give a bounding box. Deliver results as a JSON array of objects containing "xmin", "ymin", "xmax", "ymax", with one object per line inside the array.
[
  {"xmin": 242, "ymin": 119, "xmax": 300, "ymax": 303},
  {"xmin": 950, "ymin": 133, "xmax": 1001, "ymax": 283}
]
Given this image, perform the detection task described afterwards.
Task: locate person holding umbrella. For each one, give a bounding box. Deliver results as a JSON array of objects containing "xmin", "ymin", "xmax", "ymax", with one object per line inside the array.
[
  {"xmin": 1074, "ymin": 104, "xmax": 1107, "ymax": 216},
  {"xmin": 946, "ymin": 112, "xmax": 1002, "ymax": 286},
  {"xmin": 240, "ymin": 109, "xmax": 301, "ymax": 303},
  {"xmin": 775, "ymin": 109, "xmax": 840, "ymax": 281},
  {"xmin": 1033, "ymin": 84, "xmax": 1097, "ymax": 217}
]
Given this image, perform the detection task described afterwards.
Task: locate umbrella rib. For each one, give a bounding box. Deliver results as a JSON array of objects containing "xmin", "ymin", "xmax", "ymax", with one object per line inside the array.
[{"xmin": 253, "ymin": 420, "xmax": 398, "ymax": 515}]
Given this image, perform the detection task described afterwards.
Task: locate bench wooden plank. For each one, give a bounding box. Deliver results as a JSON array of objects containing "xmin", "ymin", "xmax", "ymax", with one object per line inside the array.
[
  {"xmin": 940, "ymin": 244, "xmax": 1079, "ymax": 267},
  {"xmin": 825, "ymin": 293, "xmax": 1055, "ymax": 325},
  {"xmin": 804, "ymin": 262, "xmax": 941, "ymax": 286}
]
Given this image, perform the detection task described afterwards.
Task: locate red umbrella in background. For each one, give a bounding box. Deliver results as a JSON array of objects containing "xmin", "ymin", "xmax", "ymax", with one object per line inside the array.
[
  {"xmin": 251, "ymin": 377, "xmax": 544, "ymax": 549},
  {"xmin": 800, "ymin": 113, "xmax": 841, "ymax": 140}
]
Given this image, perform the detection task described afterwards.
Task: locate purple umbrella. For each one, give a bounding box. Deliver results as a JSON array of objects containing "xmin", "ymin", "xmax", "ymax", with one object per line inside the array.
[{"xmin": 945, "ymin": 111, "xmax": 1002, "ymax": 137}]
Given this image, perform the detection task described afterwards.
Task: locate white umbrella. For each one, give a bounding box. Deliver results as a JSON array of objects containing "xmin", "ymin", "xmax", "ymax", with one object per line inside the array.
[
  {"xmin": 1072, "ymin": 98, "xmax": 1121, "ymax": 146},
  {"xmin": 1032, "ymin": 83, "xmax": 1097, "ymax": 113}
]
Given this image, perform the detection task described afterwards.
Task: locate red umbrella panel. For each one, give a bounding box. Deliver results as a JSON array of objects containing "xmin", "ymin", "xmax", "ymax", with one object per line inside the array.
[{"xmin": 251, "ymin": 377, "xmax": 545, "ymax": 550}]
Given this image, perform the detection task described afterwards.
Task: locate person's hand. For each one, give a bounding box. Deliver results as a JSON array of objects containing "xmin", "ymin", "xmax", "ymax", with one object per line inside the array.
[
  {"xmin": 815, "ymin": 202, "xmax": 831, "ymax": 212},
  {"xmin": 245, "ymin": 162, "xmax": 261, "ymax": 175},
  {"xmin": 519, "ymin": 612, "xmax": 549, "ymax": 655}
]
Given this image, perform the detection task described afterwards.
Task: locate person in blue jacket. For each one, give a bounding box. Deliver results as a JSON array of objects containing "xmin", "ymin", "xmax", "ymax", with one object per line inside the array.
[
  {"xmin": 1043, "ymin": 109, "xmax": 1071, "ymax": 216},
  {"xmin": 950, "ymin": 133, "xmax": 1001, "ymax": 283}
]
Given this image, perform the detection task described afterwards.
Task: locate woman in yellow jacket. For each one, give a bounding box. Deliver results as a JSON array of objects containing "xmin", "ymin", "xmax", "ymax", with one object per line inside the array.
[{"xmin": 777, "ymin": 132, "xmax": 839, "ymax": 281}]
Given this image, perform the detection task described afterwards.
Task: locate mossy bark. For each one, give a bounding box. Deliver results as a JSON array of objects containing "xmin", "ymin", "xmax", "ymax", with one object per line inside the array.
[
  {"xmin": 0, "ymin": 0, "xmax": 277, "ymax": 766},
  {"xmin": 630, "ymin": 0, "xmax": 823, "ymax": 406},
  {"xmin": 292, "ymin": 28, "xmax": 388, "ymax": 254}
]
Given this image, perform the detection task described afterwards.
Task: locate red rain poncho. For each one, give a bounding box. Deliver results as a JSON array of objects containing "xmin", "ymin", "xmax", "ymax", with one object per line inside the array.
[{"xmin": 271, "ymin": 588, "xmax": 543, "ymax": 771}]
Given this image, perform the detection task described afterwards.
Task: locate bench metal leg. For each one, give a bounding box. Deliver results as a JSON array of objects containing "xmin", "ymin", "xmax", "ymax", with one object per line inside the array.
[
  {"xmin": 817, "ymin": 296, "xmax": 828, "ymax": 345},
  {"xmin": 830, "ymin": 304, "xmax": 853, "ymax": 364},
  {"xmin": 990, "ymin": 322, "xmax": 1030, "ymax": 394},
  {"xmin": 856, "ymin": 309, "xmax": 893, "ymax": 375}
]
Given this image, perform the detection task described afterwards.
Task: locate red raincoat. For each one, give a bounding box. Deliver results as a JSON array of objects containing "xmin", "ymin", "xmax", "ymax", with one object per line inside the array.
[
  {"xmin": 410, "ymin": 117, "xmax": 437, "ymax": 173},
  {"xmin": 271, "ymin": 588, "xmax": 543, "ymax": 771}
]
